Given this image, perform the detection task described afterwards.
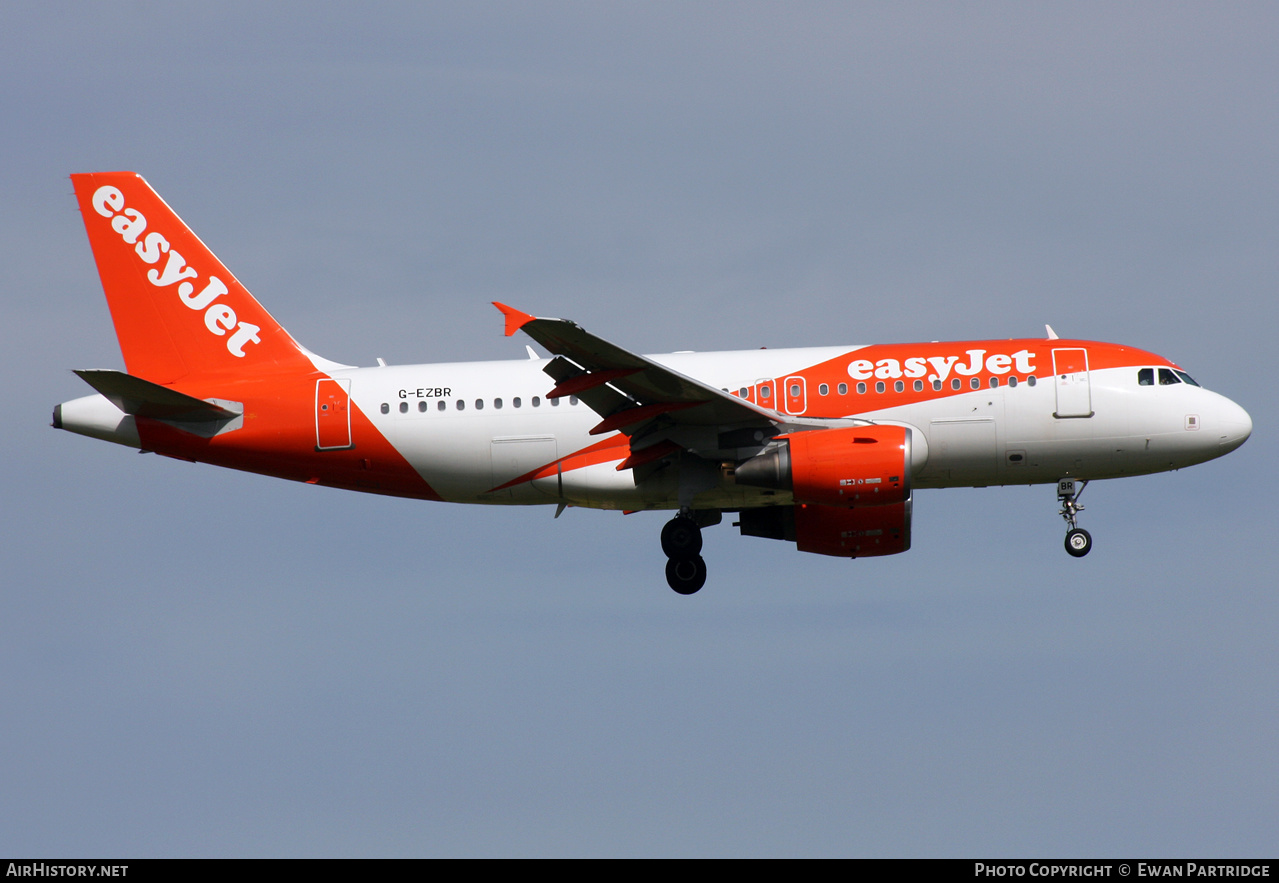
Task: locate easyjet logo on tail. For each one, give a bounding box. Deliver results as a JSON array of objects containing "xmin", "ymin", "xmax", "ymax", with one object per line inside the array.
[{"xmin": 90, "ymin": 185, "xmax": 261, "ymax": 358}]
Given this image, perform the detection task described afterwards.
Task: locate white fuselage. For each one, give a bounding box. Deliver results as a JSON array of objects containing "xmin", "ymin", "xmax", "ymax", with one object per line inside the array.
[{"xmin": 328, "ymin": 346, "xmax": 1251, "ymax": 511}]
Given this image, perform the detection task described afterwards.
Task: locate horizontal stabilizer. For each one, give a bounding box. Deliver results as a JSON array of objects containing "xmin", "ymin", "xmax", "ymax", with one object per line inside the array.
[{"xmin": 73, "ymin": 369, "xmax": 240, "ymax": 422}]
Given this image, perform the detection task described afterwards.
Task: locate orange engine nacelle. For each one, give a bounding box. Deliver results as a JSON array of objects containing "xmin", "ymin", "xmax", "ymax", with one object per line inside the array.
[
  {"xmin": 736, "ymin": 500, "xmax": 912, "ymax": 558},
  {"xmin": 734, "ymin": 424, "xmax": 912, "ymax": 507},
  {"xmin": 794, "ymin": 500, "xmax": 911, "ymax": 557}
]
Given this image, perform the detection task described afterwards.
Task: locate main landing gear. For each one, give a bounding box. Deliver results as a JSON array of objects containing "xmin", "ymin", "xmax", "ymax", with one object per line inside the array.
[
  {"xmin": 662, "ymin": 512, "xmax": 706, "ymax": 594},
  {"xmin": 1057, "ymin": 478, "xmax": 1092, "ymax": 558}
]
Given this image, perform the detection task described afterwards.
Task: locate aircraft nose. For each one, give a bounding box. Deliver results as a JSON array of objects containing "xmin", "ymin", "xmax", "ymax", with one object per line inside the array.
[{"xmin": 1218, "ymin": 397, "xmax": 1252, "ymax": 453}]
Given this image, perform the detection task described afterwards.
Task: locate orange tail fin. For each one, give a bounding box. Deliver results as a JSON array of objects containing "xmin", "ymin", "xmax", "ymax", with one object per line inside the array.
[{"xmin": 71, "ymin": 172, "xmax": 317, "ymax": 384}]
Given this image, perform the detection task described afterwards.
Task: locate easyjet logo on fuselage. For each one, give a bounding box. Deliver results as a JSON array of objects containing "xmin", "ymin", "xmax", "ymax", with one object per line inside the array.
[
  {"xmin": 847, "ymin": 348, "xmax": 1037, "ymax": 383},
  {"xmin": 90, "ymin": 185, "xmax": 261, "ymax": 358}
]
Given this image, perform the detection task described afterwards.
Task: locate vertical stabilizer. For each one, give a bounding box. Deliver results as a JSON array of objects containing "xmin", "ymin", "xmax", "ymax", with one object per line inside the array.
[{"xmin": 71, "ymin": 172, "xmax": 316, "ymax": 384}]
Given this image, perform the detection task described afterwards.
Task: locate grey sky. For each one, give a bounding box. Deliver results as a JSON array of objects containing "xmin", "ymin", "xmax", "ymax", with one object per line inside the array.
[{"xmin": 2, "ymin": 3, "xmax": 1275, "ymax": 856}]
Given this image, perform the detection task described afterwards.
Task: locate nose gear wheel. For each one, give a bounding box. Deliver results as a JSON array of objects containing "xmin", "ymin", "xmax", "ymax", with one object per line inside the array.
[
  {"xmin": 1057, "ymin": 479, "xmax": 1092, "ymax": 557},
  {"xmin": 1065, "ymin": 527, "xmax": 1092, "ymax": 557}
]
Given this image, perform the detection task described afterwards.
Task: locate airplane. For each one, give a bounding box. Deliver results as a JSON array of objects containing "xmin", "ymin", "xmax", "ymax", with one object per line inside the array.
[{"xmin": 53, "ymin": 172, "xmax": 1253, "ymax": 594}]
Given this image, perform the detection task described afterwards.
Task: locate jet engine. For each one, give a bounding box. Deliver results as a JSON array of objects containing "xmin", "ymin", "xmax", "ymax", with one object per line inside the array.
[
  {"xmin": 734, "ymin": 424, "xmax": 912, "ymax": 507},
  {"xmin": 734, "ymin": 425, "xmax": 914, "ymax": 558}
]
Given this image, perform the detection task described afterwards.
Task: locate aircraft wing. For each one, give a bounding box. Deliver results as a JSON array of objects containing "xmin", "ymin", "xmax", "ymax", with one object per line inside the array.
[{"xmin": 494, "ymin": 303, "xmax": 839, "ymax": 463}]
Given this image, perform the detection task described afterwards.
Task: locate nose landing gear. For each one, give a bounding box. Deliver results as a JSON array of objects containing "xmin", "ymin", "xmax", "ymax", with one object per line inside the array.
[
  {"xmin": 1057, "ymin": 479, "xmax": 1092, "ymax": 557},
  {"xmin": 662, "ymin": 512, "xmax": 707, "ymax": 594}
]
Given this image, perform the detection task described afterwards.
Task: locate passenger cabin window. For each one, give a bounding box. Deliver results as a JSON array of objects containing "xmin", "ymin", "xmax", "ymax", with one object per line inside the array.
[
  {"xmin": 532, "ymin": 396, "xmax": 541, "ymax": 407},
  {"xmin": 570, "ymin": 396, "xmax": 579, "ymax": 406},
  {"xmin": 418, "ymin": 401, "xmax": 427, "ymax": 412},
  {"xmin": 837, "ymin": 383, "xmax": 848, "ymax": 395},
  {"xmin": 818, "ymin": 383, "xmax": 829, "ymax": 396},
  {"xmin": 475, "ymin": 399, "xmax": 484, "ymax": 410},
  {"xmin": 1159, "ymin": 368, "xmax": 1181, "ymax": 385},
  {"xmin": 456, "ymin": 400, "xmax": 465, "ymax": 411},
  {"xmin": 989, "ymin": 377, "xmax": 999, "ymax": 388},
  {"xmin": 914, "ymin": 380, "xmax": 924, "ymax": 392},
  {"xmin": 494, "ymin": 398, "xmax": 503, "ymax": 409},
  {"xmin": 894, "ymin": 380, "xmax": 904, "ymax": 392},
  {"xmin": 970, "ymin": 377, "xmax": 980, "ymax": 390},
  {"xmin": 399, "ymin": 402, "xmax": 408, "ymax": 413},
  {"xmin": 1008, "ymin": 376, "xmax": 1018, "ymax": 388},
  {"xmin": 875, "ymin": 381, "xmax": 885, "ymax": 393},
  {"xmin": 513, "ymin": 397, "xmax": 522, "ymax": 408},
  {"xmin": 932, "ymin": 380, "xmax": 942, "ymax": 391},
  {"xmin": 1027, "ymin": 375, "xmax": 1037, "ymax": 387},
  {"xmin": 951, "ymin": 378, "xmax": 962, "ymax": 390},
  {"xmin": 1138, "ymin": 368, "xmax": 1154, "ymax": 386},
  {"xmin": 380, "ymin": 403, "xmax": 389, "ymax": 414},
  {"xmin": 856, "ymin": 382, "xmax": 866, "ymax": 394},
  {"xmin": 437, "ymin": 400, "xmax": 446, "ymax": 411}
]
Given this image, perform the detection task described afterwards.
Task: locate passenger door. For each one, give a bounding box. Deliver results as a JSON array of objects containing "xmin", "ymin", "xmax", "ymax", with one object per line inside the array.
[
  {"xmin": 1052, "ymin": 348, "xmax": 1092, "ymax": 418},
  {"xmin": 315, "ymin": 378, "xmax": 353, "ymax": 450}
]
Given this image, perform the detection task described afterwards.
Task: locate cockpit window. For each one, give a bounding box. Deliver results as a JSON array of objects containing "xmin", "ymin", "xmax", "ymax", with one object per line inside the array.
[
  {"xmin": 1158, "ymin": 368, "xmax": 1181, "ymax": 385},
  {"xmin": 1138, "ymin": 368, "xmax": 1154, "ymax": 386},
  {"xmin": 1174, "ymin": 370, "xmax": 1201, "ymax": 387}
]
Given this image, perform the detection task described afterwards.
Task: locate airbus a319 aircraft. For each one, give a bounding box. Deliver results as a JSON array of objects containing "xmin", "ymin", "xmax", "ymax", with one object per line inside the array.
[{"xmin": 54, "ymin": 172, "xmax": 1253, "ymax": 594}]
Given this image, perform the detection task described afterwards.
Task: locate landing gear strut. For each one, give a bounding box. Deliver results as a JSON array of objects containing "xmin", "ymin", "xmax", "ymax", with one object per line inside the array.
[
  {"xmin": 663, "ymin": 512, "xmax": 706, "ymax": 594},
  {"xmin": 1057, "ymin": 478, "xmax": 1092, "ymax": 558}
]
